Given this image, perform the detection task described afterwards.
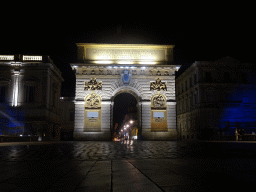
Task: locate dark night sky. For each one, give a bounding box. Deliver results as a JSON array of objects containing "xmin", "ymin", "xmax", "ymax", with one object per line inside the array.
[{"xmin": 1, "ymin": 5, "xmax": 255, "ymax": 97}]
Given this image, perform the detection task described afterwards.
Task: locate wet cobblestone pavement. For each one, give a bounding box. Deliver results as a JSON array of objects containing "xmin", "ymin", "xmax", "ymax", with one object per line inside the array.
[{"xmin": 1, "ymin": 141, "xmax": 256, "ymax": 191}]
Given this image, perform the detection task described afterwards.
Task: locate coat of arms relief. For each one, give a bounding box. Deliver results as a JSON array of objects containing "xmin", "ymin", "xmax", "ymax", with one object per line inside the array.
[
  {"xmin": 151, "ymin": 94, "xmax": 166, "ymax": 109},
  {"xmin": 84, "ymin": 78, "xmax": 102, "ymax": 90},
  {"xmin": 150, "ymin": 78, "xmax": 167, "ymax": 91},
  {"xmin": 84, "ymin": 93, "xmax": 101, "ymax": 108}
]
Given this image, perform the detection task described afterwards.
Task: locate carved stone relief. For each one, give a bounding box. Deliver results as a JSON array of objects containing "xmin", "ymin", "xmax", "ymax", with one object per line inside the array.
[
  {"xmin": 107, "ymin": 70, "xmax": 112, "ymax": 75},
  {"xmin": 150, "ymin": 78, "xmax": 167, "ymax": 91},
  {"xmin": 84, "ymin": 78, "xmax": 102, "ymax": 90},
  {"xmin": 164, "ymin": 71, "xmax": 169, "ymax": 76},
  {"xmin": 151, "ymin": 94, "xmax": 166, "ymax": 108},
  {"xmin": 99, "ymin": 69, "xmax": 104, "ymax": 75},
  {"xmin": 121, "ymin": 69, "xmax": 132, "ymax": 84},
  {"xmin": 85, "ymin": 93, "xmax": 101, "ymax": 108},
  {"xmin": 156, "ymin": 70, "xmax": 161, "ymax": 76}
]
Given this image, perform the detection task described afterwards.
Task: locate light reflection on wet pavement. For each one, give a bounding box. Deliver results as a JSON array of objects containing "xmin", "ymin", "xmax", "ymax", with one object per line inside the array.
[{"xmin": 1, "ymin": 141, "xmax": 256, "ymax": 191}]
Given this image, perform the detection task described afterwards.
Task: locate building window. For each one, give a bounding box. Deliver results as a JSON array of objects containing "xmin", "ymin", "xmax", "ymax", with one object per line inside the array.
[
  {"xmin": 0, "ymin": 86, "xmax": 6, "ymax": 102},
  {"xmin": 190, "ymin": 95, "xmax": 193, "ymax": 108},
  {"xmin": 194, "ymin": 94, "xmax": 197, "ymax": 106},
  {"xmin": 185, "ymin": 80, "xmax": 187, "ymax": 91},
  {"xmin": 25, "ymin": 86, "xmax": 35, "ymax": 102},
  {"xmin": 194, "ymin": 74, "xmax": 197, "ymax": 85},
  {"xmin": 205, "ymin": 72, "xmax": 212, "ymax": 83},
  {"xmin": 189, "ymin": 77, "xmax": 192, "ymax": 87},
  {"xmin": 224, "ymin": 72, "xmax": 231, "ymax": 83}
]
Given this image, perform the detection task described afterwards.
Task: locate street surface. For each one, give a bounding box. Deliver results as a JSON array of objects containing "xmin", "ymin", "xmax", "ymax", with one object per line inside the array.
[{"xmin": 1, "ymin": 141, "xmax": 256, "ymax": 191}]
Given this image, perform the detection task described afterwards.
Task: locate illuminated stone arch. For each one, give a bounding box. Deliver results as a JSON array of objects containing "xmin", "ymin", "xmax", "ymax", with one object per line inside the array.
[{"xmin": 112, "ymin": 86, "xmax": 141, "ymax": 101}]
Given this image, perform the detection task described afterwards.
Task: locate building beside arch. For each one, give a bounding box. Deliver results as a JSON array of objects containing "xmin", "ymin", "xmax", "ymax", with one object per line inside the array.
[
  {"xmin": 71, "ymin": 43, "xmax": 180, "ymax": 140},
  {"xmin": 0, "ymin": 55, "xmax": 64, "ymax": 141},
  {"xmin": 176, "ymin": 56, "xmax": 256, "ymax": 140}
]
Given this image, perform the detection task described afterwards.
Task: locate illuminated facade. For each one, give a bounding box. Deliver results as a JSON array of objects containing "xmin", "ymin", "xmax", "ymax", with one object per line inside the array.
[
  {"xmin": 71, "ymin": 43, "xmax": 180, "ymax": 140},
  {"xmin": 0, "ymin": 55, "xmax": 64, "ymax": 141},
  {"xmin": 176, "ymin": 56, "xmax": 256, "ymax": 140}
]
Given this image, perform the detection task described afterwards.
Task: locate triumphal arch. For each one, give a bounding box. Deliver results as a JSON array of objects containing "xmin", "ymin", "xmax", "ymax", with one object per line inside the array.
[{"xmin": 71, "ymin": 43, "xmax": 180, "ymax": 140}]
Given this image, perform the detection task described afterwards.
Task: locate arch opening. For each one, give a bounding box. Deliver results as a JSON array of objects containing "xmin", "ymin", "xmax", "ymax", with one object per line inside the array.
[{"xmin": 112, "ymin": 92, "xmax": 139, "ymax": 141}]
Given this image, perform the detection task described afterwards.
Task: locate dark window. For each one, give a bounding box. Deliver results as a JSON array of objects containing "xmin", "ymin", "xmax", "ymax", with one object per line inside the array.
[
  {"xmin": 185, "ymin": 81, "xmax": 187, "ymax": 91},
  {"xmin": 189, "ymin": 77, "xmax": 192, "ymax": 87},
  {"xmin": 205, "ymin": 72, "xmax": 212, "ymax": 83},
  {"xmin": 26, "ymin": 86, "xmax": 35, "ymax": 102},
  {"xmin": 194, "ymin": 74, "xmax": 197, "ymax": 85},
  {"xmin": 194, "ymin": 94, "xmax": 197, "ymax": 105},
  {"xmin": 224, "ymin": 72, "xmax": 231, "ymax": 83},
  {"xmin": 0, "ymin": 86, "xmax": 6, "ymax": 102}
]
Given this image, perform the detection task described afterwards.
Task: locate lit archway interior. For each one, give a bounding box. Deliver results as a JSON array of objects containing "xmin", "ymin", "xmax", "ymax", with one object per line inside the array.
[{"xmin": 113, "ymin": 93, "xmax": 137, "ymax": 139}]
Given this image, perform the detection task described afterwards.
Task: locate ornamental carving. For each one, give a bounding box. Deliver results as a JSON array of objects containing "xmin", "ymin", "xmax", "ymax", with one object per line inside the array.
[
  {"xmin": 151, "ymin": 94, "xmax": 166, "ymax": 108},
  {"xmin": 85, "ymin": 93, "xmax": 101, "ymax": 108},
  {"xmin": 84, "ymin": 78, "xmax": 102, "ymax": 90},
  {"xmin": 150, "ymin": 78, "xmax": 167, "ymax": 91}
]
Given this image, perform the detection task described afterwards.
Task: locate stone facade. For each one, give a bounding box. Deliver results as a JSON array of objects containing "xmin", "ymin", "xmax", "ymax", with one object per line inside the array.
[
  {"xmin": 0, "ymin": 55, "xmax": 64, "ymax": 141},
  {"xmin": 71, "ymin": 43, "xmax": 180, "ymax": 140},
  {"xmin": 176, "ymin": 56, "xmax": 256, "ymax": 140}
]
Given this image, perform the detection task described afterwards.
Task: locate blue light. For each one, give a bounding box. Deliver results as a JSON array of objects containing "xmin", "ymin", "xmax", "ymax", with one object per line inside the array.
[{"xmin": 218, "ymin": 86, "xmax": 256, "ymax": 134}]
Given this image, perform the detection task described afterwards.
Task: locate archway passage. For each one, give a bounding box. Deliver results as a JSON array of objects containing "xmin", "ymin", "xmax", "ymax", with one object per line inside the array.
[{"xmin": 113, "ymin": 93, "xmax": 138, "ymax": 140}]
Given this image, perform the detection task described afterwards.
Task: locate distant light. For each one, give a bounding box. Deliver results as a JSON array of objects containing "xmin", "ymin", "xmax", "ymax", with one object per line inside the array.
[
  {"xmin": 118, "ymin": 61, "xmax": 134, "ymax": 64},
  {"xmin": 0, "ymin": 55, "xmax": 14, "ymax": 60},
  {"xmin": 95, "ymin": 61, "xmax": 112, "ymax": 64},
  {"xmin": 23, "ymin": 55, "xmax": 42, "ymax": 61},
  {"xmin": 130, "ymin": 120, "xmax": 134, "ymax": 124},
  {"xmin": 139, "ymin": 61, "xmax": 156, "ymax": 65},
  {"xmin": 176, "ymin": 66, "xmax": 180, "ymax": 71},
  {"xmin": 20, "ymin": 134, "xmax": 23, "ymax": 137},
  {"xmin": 133, "ymin": 136, "xmax": 137, "ymax": 140}
]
